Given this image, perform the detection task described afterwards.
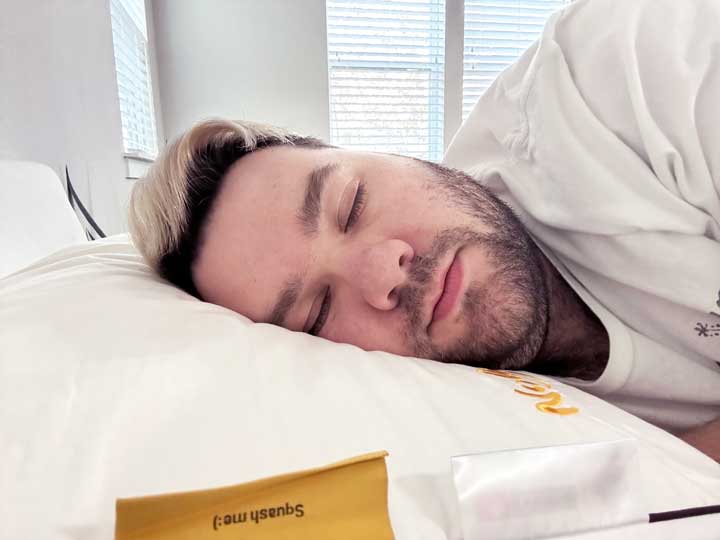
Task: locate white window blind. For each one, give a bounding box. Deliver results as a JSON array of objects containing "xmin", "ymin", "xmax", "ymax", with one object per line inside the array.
[
  {"xmin": 462, "ymin": 0, "xmax": 570, "ymax": 120},
  {"xmin": 110, "ymin": 0, "xmax": 158, "ymax": 158},
  {"xmin": 327, "ymin": 0, "xmax": 446, "ymax": 161}
]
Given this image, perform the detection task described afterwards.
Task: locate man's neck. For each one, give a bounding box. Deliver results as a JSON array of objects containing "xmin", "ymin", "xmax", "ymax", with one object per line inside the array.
[{"xmin": 530, "ymin": 255, "xmax": 610, "ymax": 381}]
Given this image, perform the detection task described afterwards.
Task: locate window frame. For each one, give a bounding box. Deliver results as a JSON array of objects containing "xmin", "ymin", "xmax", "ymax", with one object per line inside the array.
[
  {"xmin": 325, "ymin": 0, "xmax": 570, "ymax": 155},
  {"xmin": 326, "ymin": 0, "xmax": 449, "ymax": 162},
  {"xmin": 443, "ymin": 0, "xmax": 465, "ymax": 151},
  {"xmin": 110, "ymin": 0, "xmax": 162, "ymax": 165}
]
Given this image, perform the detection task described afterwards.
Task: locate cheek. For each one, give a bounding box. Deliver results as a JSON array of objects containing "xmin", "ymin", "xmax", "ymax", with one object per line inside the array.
[
  {"xmin": 324, "ymin": 310, "xmax": 413, "ymax": 357},
  {"xmin": 386, "ymin": 187, "xmax": 468, "ymax": 232},
  {"xmin": 376, "ymin": 210, "xmax": 469, "ymax": 262}
]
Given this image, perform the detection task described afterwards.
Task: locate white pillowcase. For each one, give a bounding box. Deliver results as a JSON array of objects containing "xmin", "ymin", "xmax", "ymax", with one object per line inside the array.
[{"xmin": 1, "ymin": 235, "xmax": 718, "ymax": 540}]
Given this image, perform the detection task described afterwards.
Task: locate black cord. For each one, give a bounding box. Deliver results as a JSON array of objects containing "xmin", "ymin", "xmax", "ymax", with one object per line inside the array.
[
  {"xmin": 65, "ymin": 166, "xmax": 106, "ymax": 238},
  {"xmin": 649, "ymin": 504, "xmax": 720, "ymax": 523}
]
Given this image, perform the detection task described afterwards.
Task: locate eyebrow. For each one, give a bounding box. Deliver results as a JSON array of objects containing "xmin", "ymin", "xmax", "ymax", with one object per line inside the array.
[
  {"xmin": 297, "ymin": 162, "xmax": 338, "ymax": 237},
  {"xmin": 269, "ymin": 275, "xmax": 303, "ymax": 327}
]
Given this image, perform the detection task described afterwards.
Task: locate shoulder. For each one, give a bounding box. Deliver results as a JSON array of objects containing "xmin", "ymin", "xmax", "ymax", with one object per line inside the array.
[{"xmin": 548, "ymin": 0, "xmax": 720, "ymax": 70}]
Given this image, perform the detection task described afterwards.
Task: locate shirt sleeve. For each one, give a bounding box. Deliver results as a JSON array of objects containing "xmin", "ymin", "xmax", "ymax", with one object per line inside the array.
[{"xmin": 538, "ymin": 0, "xmax": 720, "ymax": 237}]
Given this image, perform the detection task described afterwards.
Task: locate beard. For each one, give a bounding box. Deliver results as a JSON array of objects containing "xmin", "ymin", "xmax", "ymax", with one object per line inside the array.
[{"xmin": 395, "ymin": 161, "xmax": 549, "ymax": 370}]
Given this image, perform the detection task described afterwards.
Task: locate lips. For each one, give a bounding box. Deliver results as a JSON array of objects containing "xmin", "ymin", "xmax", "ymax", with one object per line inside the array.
[{"xmin": 431, "ymin": 252, "xmax": 463, "ymax": 325}]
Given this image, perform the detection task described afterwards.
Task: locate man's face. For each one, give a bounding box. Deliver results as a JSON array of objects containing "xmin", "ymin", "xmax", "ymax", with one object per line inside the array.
[{"xmin": 193, "ymin": 145, "xmax": 548, "ymax": 369}]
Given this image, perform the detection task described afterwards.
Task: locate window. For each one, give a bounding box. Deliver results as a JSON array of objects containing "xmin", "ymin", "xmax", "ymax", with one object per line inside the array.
[
  {"xmin": 326, "ymin": 0, "xmax": 446, "ymax": 162},
  {"xmin": 463, "ymin": 0, "xmax": 571, "ymax": 119},
  {"xmin": 110, "ymin": 0, "xmax": 158, "ymax": 159},
  {"xmin": 326, "ymin": 0, "xmax": 570, "ymax": 159}
]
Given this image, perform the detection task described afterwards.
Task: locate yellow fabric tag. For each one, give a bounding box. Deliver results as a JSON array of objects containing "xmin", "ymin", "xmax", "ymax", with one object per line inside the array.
[{"xmin": 115, "ymin": 450, "xmax": 394, "ymax": 540}]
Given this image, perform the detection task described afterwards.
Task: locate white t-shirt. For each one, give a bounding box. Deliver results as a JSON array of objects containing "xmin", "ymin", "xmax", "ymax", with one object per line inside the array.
[{"xmin": 443, "ymin": 0, "xmax": 720, "ymax": 432}]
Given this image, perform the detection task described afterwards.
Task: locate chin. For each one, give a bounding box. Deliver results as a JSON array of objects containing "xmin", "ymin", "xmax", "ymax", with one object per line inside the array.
[{"xmin": 436, "ymin": 283, "xmax": 547, "ymax": 370}]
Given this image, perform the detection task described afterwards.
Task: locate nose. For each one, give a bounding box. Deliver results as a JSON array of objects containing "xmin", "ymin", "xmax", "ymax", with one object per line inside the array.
[{"xmin": 354, "ymin": 239, "xmax": 414, "ymax": 310}]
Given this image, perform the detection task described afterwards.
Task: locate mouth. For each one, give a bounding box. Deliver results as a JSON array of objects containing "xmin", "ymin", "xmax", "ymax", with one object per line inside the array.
[{"xmin": 429, "ymin": 250, "xmax": 464, "ymax": 328}]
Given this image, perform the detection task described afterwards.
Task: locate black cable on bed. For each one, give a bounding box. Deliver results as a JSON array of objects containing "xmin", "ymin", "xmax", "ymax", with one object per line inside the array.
[
  {"xmin": 649, "ymin": 504, "xmax": 720, "ymax": 523},
  {"xmin": 65, "ymin": 165, "xmax": 106, "ymax": 239}
]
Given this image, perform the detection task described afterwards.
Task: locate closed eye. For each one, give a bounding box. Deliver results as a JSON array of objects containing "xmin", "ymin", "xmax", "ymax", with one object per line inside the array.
[
  {"xmin": 344, "ymin": 181, "xmax": 366, "ymax": 232},
  {"xmin": 309, "ymin": 181, "xmax": 366, "ymax": 337},
  {"xmin": 308, "ymin": 287, "xmax": 331, "ymax": 336}
]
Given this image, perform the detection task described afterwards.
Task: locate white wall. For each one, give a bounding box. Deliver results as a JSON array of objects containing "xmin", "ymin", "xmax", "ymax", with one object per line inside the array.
[
  {"xmin": 0, "ymin": 0, "xmax": 329, "ymax": 234},
  {"xmin": 0, "ymin": 0, "xmax": 130, "ymax": 235},
  {"xmin": 152, "ymin": 0, "xmax": 330, "ymax": 142}
]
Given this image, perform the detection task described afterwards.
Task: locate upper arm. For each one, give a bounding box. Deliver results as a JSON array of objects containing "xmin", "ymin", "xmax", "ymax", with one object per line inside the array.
[{"xmin": 554, "ymin": 0, "xmax": 720, "ymax": 232}]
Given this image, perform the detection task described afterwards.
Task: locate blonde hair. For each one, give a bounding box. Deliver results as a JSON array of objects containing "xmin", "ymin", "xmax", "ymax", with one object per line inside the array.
[{"xmin": 128, "ymin": 118, "xmax": 329, "ymax": 296}]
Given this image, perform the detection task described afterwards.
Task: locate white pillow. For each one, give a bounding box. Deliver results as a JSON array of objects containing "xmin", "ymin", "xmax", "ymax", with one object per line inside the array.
[{"xmin": 1, "ymin": 235, "xmax": 718, "ymax": 540}]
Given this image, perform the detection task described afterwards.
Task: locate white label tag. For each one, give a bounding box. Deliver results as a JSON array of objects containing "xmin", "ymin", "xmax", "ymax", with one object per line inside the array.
[{"xmin": 451, "ymin": 439, "xmax": 647, "ymax": 540}]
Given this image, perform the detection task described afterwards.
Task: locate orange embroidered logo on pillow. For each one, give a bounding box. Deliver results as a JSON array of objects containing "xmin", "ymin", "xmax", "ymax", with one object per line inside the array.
[{"xmin": 477, "ymin": 368, "xmax": 579, "ymax": 416}]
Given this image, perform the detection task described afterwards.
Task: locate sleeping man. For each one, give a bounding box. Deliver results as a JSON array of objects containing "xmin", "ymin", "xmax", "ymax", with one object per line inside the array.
[{"xmin": 128, "ymin": 0, "xmax": 719, "ymax": 460}]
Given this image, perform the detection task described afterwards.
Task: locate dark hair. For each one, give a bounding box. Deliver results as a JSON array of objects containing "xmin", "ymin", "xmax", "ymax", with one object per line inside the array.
[{"xmin": 128, "ymin": 118, "xmax": 331, "ymax": 298}]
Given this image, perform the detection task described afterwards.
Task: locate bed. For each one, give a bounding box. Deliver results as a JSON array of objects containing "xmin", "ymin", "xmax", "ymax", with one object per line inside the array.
[{"xmin": 1, "ymin": 157, "xmax": 719, "ymax": 540}]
